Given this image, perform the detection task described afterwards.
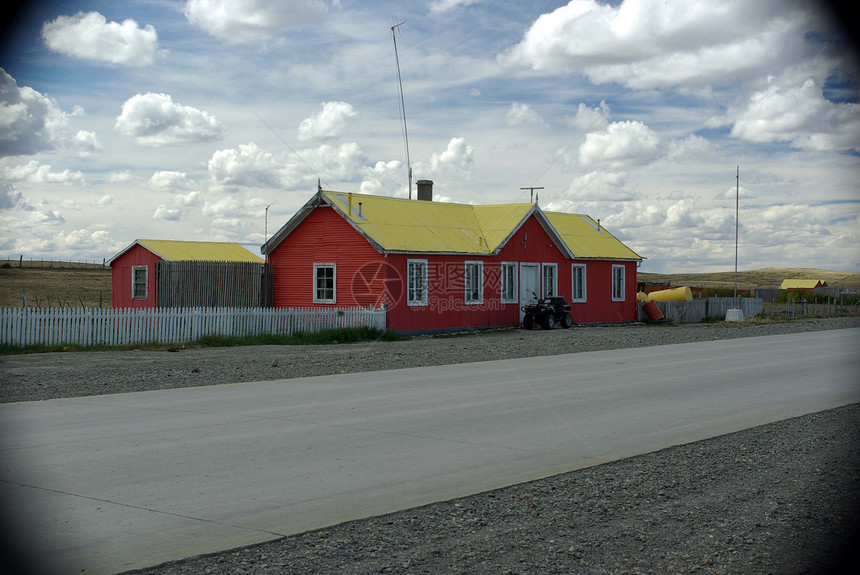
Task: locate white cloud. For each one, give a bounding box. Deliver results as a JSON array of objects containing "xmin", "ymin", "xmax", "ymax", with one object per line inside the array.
[
  {"xmin": 567, "ymin": 171, "xmax": 635, "ymax": 202},
  {"xmin": 499, "ymin": 0, "xmax": 828, "ymax": 90},
  {"xmin": 208, "ymin": 142, "xmax": 291, "ymax": 191},
  {"xmin": 715, "ymin": 185, "xmax": 754, "ymax": 201},
  {"xmin": 184, "ymin": 0, "xmax": 327, "ymax": 43},
  {"xmin": 297, "ymin": 101, "xmax": 357, "ymax": 142},
  {"xmin": 429, "ymin": 0, "xmax": 483, "ymax": 15},
  {"xmin": 0, "ymin": 160, "xmax": 86, "ymax": 185},
  {"xmin": 566, "ymin": 101, "xmax": 610, "ymax": 132},
  {"xmin": 505, "ymin": 103, "xmax": 548, "ymax": 127},
  {"xmin": 0, "ymin": 69, "xmax": 70, "ymax": 157},
  {"xmin": 359, "ymin": 160, "xmax": 406, "ymax": 197},
  {"xmin": 115, "ymin": 93, "xmax": 224, "ymax": 146},
  {"xmin": 73, "ymin": 130, "xmax": 102, "ymax": 157},
  {"xmin": 665, "ymin": 134, "xmax": 713, "ymax": 162},
  {"xmin": 41, "ymin": 12, "xmax": 159, "ymax": 66},
  {"xmin": 416, "ymin": 137, "xmax": 474, "ymax": 178},
  {"xmin": 728, "ymin": 79, "xmax": 860, "ymax": 152},
  {"xmin": 148, "ymin": 171, "xmax": 196, "ymax": 191},
  {"xmin": 578, "ymin": 121, "xmax": 661, "ymax": 168},
  {"xmin": 97, "ymin": 195, "xmax": 113, "ymax": 207},
  {"xmin": 108, "ymin": 171, "xmax": 134, "ymax": 183}
]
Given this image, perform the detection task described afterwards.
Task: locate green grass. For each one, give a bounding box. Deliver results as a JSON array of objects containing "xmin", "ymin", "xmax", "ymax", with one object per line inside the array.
[{"xmin": 0, "ymin": 326, "xmax": 402, "ymax": 355}]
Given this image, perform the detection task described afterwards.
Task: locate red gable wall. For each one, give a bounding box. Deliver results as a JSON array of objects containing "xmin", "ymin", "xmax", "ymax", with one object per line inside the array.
[
  {"xmin": 110, "ymin": 243, "xmax": 162, "ymax": 308},
  {"xmin": 268, "ymin": 206, "xmax": 386, "ymax": 308}
]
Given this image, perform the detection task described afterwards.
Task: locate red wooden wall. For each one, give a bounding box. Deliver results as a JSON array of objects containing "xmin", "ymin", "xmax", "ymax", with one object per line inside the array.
[
  {"xmin": 268, "ymin": 207, "xmax": 386, "ymax": 308},
  {"xmin": 268, "ymin": 206, "xmax": 639, "ymax": 332},
  {"xmin": 110, "ymin": 244, "xmax": 162, "ymax": 308}
]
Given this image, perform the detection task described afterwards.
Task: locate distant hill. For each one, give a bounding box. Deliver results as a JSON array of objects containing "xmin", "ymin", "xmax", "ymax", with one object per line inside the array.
[{"xmin": 638, "ymin": 267, "xmax": 860, "ymax": 290}]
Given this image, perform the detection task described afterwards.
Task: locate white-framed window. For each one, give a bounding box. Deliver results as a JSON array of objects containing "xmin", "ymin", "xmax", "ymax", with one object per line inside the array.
[
  {"xmin": 132, "ymin": 266, "xmax": 148, "ymax": 300},
  {"xmin": 542, "ymin": 263, "xmax": 557, "ymax": 298},
  {"xmin": 500, "ymin": 262, "xmax": 517, "ymax": 303},
  {"xmin": 611, "ymin": 264, "xmax": 625, "ymax": 302},
  {"xmin": 313, "ymin": 263, "xmax": 336, "ymax": 304},
  {"xmin": 407, "ymin": 259, "xmax": 428, "ymax": 306},
  {"xmin": 464, "ymin": 261, "xmax": 483, "ymax": 304},
  {"xmin": 571, "ymin": 264, "xmax": 587, "ymax": 302}
]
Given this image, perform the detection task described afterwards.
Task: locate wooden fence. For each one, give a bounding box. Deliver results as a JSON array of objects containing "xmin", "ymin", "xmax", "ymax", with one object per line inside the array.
[
  {"xmin": 640, "ymin": 297, "xmax": 763, "ymax": 324},
  {"xmin": 0, "ymin": 306, "xmax": 386, "ymax": 348},
  {"xmin": 156, "ymin": 261, "xmax": 272, "ymax": 308}
]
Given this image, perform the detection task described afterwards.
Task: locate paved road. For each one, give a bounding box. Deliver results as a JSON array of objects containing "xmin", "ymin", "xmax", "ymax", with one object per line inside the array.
[{"xmin": 1, "ymin": 329, "xmax": 858, "ymax": 574}]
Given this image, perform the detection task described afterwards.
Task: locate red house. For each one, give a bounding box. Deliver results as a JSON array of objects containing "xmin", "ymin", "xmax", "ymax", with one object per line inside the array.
[
  {"xmin": 264, "ymin": 182, "xmax": 643, "ymax": 333},
  {"xmin": 108, "ymin": 239, "xmax": 265, "ymax": 308}
]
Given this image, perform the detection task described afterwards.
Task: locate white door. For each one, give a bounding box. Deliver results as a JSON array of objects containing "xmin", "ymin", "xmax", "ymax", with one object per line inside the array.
[{"xmin": 519, "ymin": 263, "xmax": 539, "ymax": 320}]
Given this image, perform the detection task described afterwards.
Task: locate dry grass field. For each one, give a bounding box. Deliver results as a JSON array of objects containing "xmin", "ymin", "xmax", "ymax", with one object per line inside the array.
[
  {"xmin": 639, "ymin": 267, "xmax": 860, "ymax": 290},
  {"xmin": 0, "ymin": 266, "xmax": 112, "ymax": 309}
]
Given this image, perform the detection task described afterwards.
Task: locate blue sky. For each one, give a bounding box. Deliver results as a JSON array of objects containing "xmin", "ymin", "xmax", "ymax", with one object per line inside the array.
[{"xmin": 1, "ymin": 0, "xmax": 858, "ymax": 273}]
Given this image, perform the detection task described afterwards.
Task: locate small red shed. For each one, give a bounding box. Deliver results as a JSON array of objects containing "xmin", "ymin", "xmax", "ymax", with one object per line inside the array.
[
  {"xmin": 263, "ymin": 183, "xmax": 643, "ymax": 333},
  {"xmin": 108, "ymin": 239, "xmax": 265, "ymax": 308}
]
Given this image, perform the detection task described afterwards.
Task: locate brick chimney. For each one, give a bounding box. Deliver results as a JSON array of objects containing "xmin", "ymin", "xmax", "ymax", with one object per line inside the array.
[{"xmin": 416, "ymin": 179, "xmax": 433, "ymax": 201}]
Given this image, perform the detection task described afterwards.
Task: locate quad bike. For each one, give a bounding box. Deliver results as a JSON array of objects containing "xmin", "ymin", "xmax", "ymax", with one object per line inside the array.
[{"xmin": 521, "ymin": 294, "xmax": 574, "ymax": 330}]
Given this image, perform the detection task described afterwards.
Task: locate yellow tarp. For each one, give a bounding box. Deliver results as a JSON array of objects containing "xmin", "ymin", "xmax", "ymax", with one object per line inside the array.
[
  {"xmin": 543, "ymin": 212, "xmax": 642, "ymax": 260},
  {"xmin": 138, "ymin": 239, "xmax": 263, "ymax": 262},
  {"xmin": 780, "ymin": 279, "xmax": 823, "ymax": 290}
]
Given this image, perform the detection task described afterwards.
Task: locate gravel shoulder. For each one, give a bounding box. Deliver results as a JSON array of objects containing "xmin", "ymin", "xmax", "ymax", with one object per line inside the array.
[{"xmin": 2, "ymin": 317, "xmax": 858, "ymax": 574}]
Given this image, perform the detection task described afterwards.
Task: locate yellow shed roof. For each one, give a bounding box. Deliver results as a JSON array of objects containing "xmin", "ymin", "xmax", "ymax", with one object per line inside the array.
[
  {"xmin": 136, "ymin": 239, "xmax": 263, "ymax": 262},
  {"xmin": 544, "ymin": 212, "xmax": 642, "ymax": 260},
  {"xmin": 780, "ymin": 279, "xmax": 824, "ymax": 289}
]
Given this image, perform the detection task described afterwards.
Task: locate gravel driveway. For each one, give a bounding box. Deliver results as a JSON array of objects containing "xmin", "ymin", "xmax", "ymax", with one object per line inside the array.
[{"xmin": 1, "ymin": 317, "xmax": 858, "ymax": 574}]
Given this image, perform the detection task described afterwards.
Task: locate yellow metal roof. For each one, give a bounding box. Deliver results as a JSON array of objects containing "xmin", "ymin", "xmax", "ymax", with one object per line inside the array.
[
  {"xmin": 780, "ymin": 279, "xmax": 824, "ymax": 289},
  {"xmin": 543, "ymin": 212, "xmax": 642, "ymax": 260},
  {"xmin": 320, "ymin": 191, "xmax": 641, "ymax": 260},
  {"xmin": 324, "ymin": 191, "xmax": 534, "ymax": 254},
  {"xmin": 137, "ymin": 239, "xmax": 263, "ymax": 262}
]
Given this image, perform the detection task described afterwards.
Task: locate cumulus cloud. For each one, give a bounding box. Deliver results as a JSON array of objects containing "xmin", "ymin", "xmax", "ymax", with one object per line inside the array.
[
  {"xmin": 727, "ymin": 79, "xmax": 860, "ymax": 152},
  {"xmin": 297, "ymin": 101, "xmax": 357, "ymax": 142},
  {"xmin": 499, "ymin": 0, "xmax": 827, "ymax": 90},
  {"xmin": 115, "ymin": 93, "xmax": 223, "ymax": 146},
  {"xmin": 72, "ymin": 130, "xmax": 102, "ymax": 157},
  {"xmin": 416, "ymin": 137, "xmax": 474, "ymax": 178},
  {"xmin": 184, "ymin": 0, "xmax": 327, "ymax": 43},
  {"xmin": 207, "ymin": 140, "xmax": 364, "ymax": 192},
  {"xmin": 41, "ymin": 12, "xmax": 159, "ymax": 66},
  {"xmin": 578, "ymin": 121, "xmax": 661, "ymax": 168},
  {"xmin": 97, "ymin": 195, "xmax": 113, "ymax": 207},
  {"xmin": 0, "ymin": 69, "xmax": 70, "ymax": 157},
  {"xmin": 505, "ymin": 103, "xmax": 548, "ymax": 127},
  {"xmin": 0, "ymin": 160, "xmax": 85, "ymax": 185},
  {"xmin": 566, "ymin": 101, "xmax": 610, "ymax": 132},
  {"xmin": 359, "ymin": 160, "xmax": 406, "ymax": 197},
  {"xmin": 148, "ymin": 171, "xmax": 196, "ymax": 191},
  {"xmin": 665, "ymin": 134, "xmax": 713, "ymax": 162},
  {"xmin": 153, "ymin": 190, "xmax": 203, "ymax": 221},
  {"xmin": 568, "ymin": 171, "xmax": 636, "ymax": 202}
]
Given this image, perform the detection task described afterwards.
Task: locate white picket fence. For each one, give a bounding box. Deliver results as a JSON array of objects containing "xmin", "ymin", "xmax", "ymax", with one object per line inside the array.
[{"xmin": 0, "ymin": 306, "xmax": 386, "ymax": 348}]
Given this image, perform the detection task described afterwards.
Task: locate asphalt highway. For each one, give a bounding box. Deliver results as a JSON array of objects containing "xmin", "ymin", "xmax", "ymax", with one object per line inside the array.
[{"xmin": 1, "ymin": 329, "xmax": 857, "ymax": 574}]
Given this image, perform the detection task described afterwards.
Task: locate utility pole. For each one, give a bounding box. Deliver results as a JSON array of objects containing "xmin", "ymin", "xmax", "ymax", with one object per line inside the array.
[
  {"xmin": 520, "ymin": 186, "xmax": 544, "ymax": 203},
  {"xmin": 734, "ymin": 166, "xmax": 739, "ymax": 303}
]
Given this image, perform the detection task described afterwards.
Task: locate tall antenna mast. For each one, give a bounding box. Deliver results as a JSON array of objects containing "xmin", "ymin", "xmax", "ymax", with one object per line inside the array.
[{"xmin": 391, "ymin": 21, "xmax": 412, "ymax": 199}]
